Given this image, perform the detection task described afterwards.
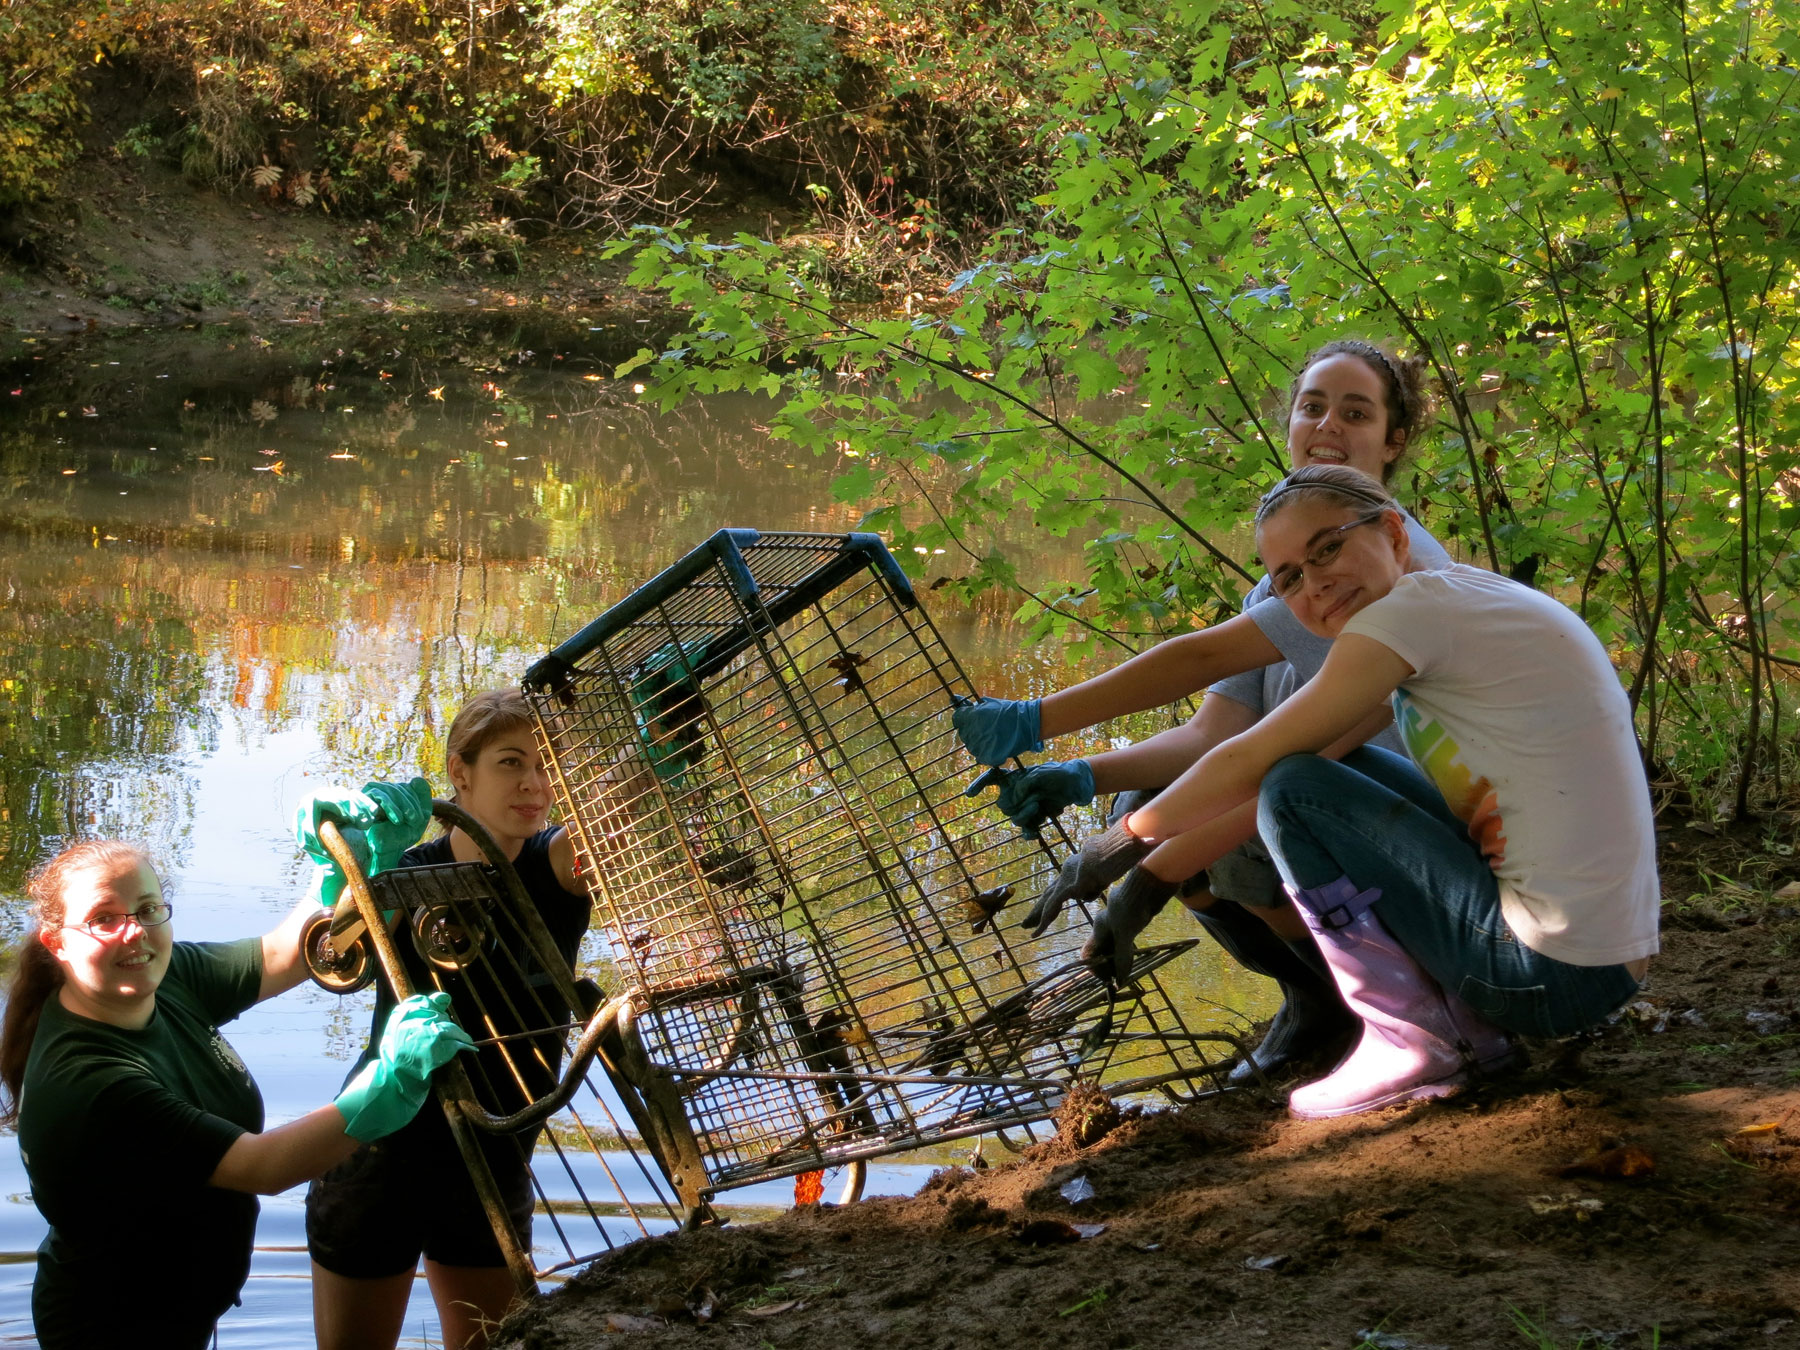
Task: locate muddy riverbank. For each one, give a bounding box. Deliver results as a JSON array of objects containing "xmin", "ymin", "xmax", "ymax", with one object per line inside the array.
[{"xmin": 494, "ymin": 824, "xmax": 1800, "ymax": 1350}]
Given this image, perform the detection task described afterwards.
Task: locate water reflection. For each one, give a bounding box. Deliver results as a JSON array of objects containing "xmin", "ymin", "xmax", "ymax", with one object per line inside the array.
[{"xmin": 0, "ymin": 317, "xmax": 1276, "ymax": 1348}]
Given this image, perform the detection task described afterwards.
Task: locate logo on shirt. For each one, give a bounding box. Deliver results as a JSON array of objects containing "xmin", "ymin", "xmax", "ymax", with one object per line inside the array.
[{"xmin": 210, "ymin": 1028, "xmax": 249, "ymax": 1080}]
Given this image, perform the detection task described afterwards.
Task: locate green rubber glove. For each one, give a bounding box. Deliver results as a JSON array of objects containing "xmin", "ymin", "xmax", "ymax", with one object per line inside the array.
[
  {"xmin": 334, "ymin": 992, "xmax": 477, "ymax": 1143},
  {"xmin": 361, "ymin": 777, "xmax": 435, "ymax": 876},
  {"xmin": 295, "ymin": 785, "xmax": 382, "ymax": 860}
]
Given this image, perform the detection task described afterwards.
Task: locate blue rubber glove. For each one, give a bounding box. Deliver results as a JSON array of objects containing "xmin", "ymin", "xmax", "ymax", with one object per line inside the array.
[
  {"xmin": 334, "ymin": 992, "xmax": 477, "ymax": 1142},
  {"xmin": 951, "ymin": 695, "xmax": 1043, "ymax": 766},
  {"xmin": 965, "ymin": 760, "xmax": 1096, "ymax": 835},
  {"xmin": 361, "ymin": 777, "xmax": 435, "ymax": 876}
]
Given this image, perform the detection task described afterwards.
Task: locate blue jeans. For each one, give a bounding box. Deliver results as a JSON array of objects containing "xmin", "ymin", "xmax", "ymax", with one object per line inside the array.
[{"xmin": 1256, "ymin": 748, "xmax": 1640, "ymax": 1038}]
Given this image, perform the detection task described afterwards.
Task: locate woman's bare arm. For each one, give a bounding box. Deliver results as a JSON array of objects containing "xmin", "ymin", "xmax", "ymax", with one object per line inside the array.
[
  {"xmin": 548, "ymin": 826, "xmax": 580, "ymax": 892},
  {"xmin": 258, "ymin": 898, "xmax": 324, "ymax": 1003},
  {"xmin": 1085, "ymin": 693, "xmax": 1261, "ymax": 795},
  {"xmin": 1129, "ymin": 635, "xmax": 1414, "ymax": 847},
  {"xmin": 208, "ymin": 1105, "xmax": 360, "ymax": 1195},
  {"xmin": 1038, "ymin": 615, "xmax": 1283, "ymax": 740}
]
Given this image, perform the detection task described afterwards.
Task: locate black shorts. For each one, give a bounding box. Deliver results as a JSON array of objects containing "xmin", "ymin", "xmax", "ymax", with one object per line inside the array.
[{"xmin": 306, "ymin": 1106, "xmax": 537, "ymax": 1278}]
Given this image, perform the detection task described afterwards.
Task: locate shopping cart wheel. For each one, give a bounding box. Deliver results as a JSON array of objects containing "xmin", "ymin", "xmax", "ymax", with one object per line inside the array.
[
  {"xmin": 411, "ymin": 900, "xmax": 489, "ymax": 971},
  {"xmin": 300, "ymin": 909, "xmax": 377, "ymax": 994}
]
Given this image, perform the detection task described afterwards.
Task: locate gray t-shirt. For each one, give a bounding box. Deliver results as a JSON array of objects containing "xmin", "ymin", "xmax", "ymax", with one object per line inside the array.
[{"xmin": 1208, "ymin": 510, "xmax": 1452, "ymax": 754}]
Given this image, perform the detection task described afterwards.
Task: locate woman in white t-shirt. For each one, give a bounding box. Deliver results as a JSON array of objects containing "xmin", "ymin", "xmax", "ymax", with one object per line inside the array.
[
  {"xmin": 956, "ymin": 340, "xmax": 1454, "ymax": 1088},
  {"xmin": 1067, "ymin": 464, "xmax": 1657, "ymax": 1118}
]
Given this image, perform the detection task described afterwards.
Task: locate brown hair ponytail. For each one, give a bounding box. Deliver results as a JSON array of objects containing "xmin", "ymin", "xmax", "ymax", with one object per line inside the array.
[
  {"xmin": 1, "ymin": 840, "xmax": 152, "ymax": 1125},
  {"xmin": 1, "ymin": 938, "xmax": 65, "ymax": 1125}
]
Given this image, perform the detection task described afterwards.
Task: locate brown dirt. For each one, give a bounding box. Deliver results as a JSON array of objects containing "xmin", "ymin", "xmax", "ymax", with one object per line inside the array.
[
  {"xmin": 496, "ymin": 821, "xmax": 1800, "ymax": 1350},
  {"xmin": 0, "ymin": 150, "xmax": 641, "ymax": 346}
]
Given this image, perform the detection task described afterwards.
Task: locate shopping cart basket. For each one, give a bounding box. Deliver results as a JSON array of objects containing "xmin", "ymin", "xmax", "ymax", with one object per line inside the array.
[{"xmin": 518, "ymin": 528, "xmax": 1237, "ymax": 1224}]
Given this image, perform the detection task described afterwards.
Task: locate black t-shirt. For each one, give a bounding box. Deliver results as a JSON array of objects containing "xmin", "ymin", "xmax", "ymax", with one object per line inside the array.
[
  {"xmin": 360, "ymin": 826, "xmax": 591, "ymax": 1116},
  {"xmin": 20, "ymin": 940, "xmax": 265, "ymax": 1350}
]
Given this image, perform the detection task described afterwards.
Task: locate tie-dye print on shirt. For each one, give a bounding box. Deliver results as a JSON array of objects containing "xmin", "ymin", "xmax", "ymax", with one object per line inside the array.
[{"xmin": 1393, "ymin": 693, "xmax": 1507, "ymax": 866}]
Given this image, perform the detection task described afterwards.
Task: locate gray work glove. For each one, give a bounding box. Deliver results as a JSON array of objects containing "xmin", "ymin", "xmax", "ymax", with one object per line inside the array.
[
  {"xmin": 1081, "ymin": 866, "xmax": 1179, "ymax": 984},
  {"xmin": 1018, "ymin": 821, "xmax": 1152, "ymax": 938}
]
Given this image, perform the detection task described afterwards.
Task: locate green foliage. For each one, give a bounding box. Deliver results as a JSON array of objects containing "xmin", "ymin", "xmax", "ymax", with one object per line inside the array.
[
  {"xmin": 610, "ymin": 0, "xmax": 1800, "ymax": 813},
  {"xmin": 0, "ymin": 5, "xmax": 87, "ymax": 207}
]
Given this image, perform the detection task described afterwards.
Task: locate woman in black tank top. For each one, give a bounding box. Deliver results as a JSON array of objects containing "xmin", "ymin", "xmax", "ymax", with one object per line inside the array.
[{"xmin": 306, "ymin": 689, "xmax": 587, "ymax": 1350}]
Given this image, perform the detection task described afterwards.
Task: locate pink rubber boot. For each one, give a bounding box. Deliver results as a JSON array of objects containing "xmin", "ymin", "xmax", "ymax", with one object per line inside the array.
[{"xmin": 1285, "ymin": 877, "xmax": 1520, "ymax": 1120}]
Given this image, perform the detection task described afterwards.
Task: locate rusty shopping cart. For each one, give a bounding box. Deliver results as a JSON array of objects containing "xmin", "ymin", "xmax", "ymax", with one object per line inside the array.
[{"xmin": 518, "ymin": 528, "xmax": 1238, "ymax": 1225}]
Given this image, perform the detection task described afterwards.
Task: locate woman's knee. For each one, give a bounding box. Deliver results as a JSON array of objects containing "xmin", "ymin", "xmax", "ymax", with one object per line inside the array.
[{"xmin": 1256, "ymin": 753, "xmax": 1362, "ymax": 838}]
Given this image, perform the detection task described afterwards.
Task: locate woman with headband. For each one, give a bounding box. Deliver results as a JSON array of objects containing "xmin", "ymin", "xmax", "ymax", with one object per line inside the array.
[
  {"xmin": 957, "ymin": 340, "xmax": 1452, "ymax": 1086},
  {"xmin": 1061, "ymin": 464, "xmax": 1656, "ymax": 1116}
]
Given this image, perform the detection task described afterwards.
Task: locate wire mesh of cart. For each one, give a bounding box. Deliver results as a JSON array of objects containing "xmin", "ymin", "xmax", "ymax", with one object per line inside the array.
[
  {"xmin": 520, "ymin": 528, "xmax": 1238, "ymax": 1222},
  {"xmin": 302, "ymin": 805, "xmax": 691, "ymax": 1297}
]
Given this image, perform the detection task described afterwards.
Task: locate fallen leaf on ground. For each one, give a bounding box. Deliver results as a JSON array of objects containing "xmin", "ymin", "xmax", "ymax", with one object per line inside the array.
[
  {"xmin": 1737, "ymin": 1122, "xmax": 1781, "ymax": 1136},
  {"xmin": 1558, "ymin": 1145, "xmax": 1656, "ymax": 1179},
  {"xmin": 1775, "ymin": 882, "xmax": 1800, "ymax": 900},
  {"xmin": 685, "ymin": 1285, "xmax": 718, "ymax": 1323},
  {"xmin": 1529, "ymin": 1192, "xmax": 1606, "ymax": 1217},
  {"xmin": 1059, "ymin": 1175, "xmax": 1096, "ymax": 1204},
  {"xmin": 743, "ymin": 1300, "xmax": 804, "ymax": 1318}
]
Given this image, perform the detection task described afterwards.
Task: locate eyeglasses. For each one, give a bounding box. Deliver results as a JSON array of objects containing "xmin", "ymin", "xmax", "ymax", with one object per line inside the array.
[
  {"xmin": 1269, "ymin": 513, "xmax": 1387, "ymax": 599},
  {"xmin": 63, "ymin": 901, "xmax": 174, "ymax": 940}
]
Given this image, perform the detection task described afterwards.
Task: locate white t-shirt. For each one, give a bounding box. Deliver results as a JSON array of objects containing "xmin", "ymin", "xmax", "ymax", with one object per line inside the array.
[{"xmin": 1341, "ymin": 565, "xmax": 1660, "ymax": 966}]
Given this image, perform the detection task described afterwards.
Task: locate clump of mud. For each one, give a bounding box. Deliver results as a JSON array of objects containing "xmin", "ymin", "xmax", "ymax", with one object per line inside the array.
[{"xmin": 1055, "ymin": 1081, "xmax": 1122, "ymax": 1149}]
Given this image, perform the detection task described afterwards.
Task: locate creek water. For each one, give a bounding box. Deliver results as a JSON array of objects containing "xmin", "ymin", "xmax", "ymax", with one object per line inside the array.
[{"xmin": 0, "ymin": 315, "xmax": 1273, "ymax": 1348}]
